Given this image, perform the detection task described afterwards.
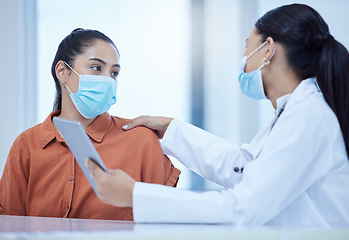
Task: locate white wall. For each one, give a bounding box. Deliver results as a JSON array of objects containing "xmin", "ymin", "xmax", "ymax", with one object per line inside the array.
[
  {"xmin": 0, "ymin": 0, "xmax": 21, "ymax": 176},
  {"xmin": 203, "ymin": 0, "xmax": 264, "ymax": 147},
  {"xmin": 0, "ymin": 0, "xmax": 37, "ymax": 177}
]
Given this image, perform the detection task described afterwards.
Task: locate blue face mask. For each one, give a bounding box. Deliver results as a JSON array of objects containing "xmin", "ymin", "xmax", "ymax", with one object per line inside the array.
[
  {"xmin": 64, "ymin": 62, "xmax": 117, "ymax": 119},
  {"xmin": 238, "ymin": 41, "xmax": 275, "ymax": 100}
]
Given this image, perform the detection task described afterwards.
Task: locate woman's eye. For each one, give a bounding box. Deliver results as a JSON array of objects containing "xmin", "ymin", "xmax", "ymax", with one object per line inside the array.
[
  {"xmin": 111, "ymin": 71, "xmax": 119, "ymax": 77},
  {"xmin": 92, "ymin": 66, "xmax": 101, "ymax": 71}
]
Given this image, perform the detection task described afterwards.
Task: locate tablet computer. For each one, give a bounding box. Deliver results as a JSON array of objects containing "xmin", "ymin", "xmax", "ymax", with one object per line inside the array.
[{"xmin": 53, "ymin": 117, "xmax": 109, "ymax": 196}]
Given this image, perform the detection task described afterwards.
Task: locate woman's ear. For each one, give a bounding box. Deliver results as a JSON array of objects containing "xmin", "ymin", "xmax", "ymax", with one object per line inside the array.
[
  {"xmin": 55, "ymin": 60, "xmax": 69, "ymax": 85},
  {"xmin": 264, "ymin": 37, "xmax": 276, "ymax": 64}
]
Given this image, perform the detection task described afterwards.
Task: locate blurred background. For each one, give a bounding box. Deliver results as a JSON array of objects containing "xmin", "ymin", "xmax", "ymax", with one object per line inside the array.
[{"xmin": 1, "ymin": 0, "xmax": 348, "ymax": 191}]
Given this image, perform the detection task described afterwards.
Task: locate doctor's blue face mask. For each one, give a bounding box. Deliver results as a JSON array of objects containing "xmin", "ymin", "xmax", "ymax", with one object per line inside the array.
[
  {"xmin": 238, "ymin": 41, "xmax": 276, "ymax": 100},
  {"xmin": 63, "ymin": 61, "xmax": 117, "ymax": 119}
]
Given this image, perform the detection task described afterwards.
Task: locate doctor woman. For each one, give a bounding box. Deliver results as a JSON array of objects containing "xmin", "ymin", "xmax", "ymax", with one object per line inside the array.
[{"xmin": 87, "ymin": 4, "xmax": 349, "ymax": 227}]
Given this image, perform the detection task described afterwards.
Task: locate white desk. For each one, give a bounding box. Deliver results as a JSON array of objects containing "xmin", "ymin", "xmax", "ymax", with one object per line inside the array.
[{"xmin": 0, "ymin": 215, "xmax": 348, "ymax": 240}]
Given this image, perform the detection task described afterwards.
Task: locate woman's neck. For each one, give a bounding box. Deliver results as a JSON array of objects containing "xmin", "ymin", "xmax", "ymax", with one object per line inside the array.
[
  {"xmin": 58, "ymin": 96, "xmax": 96, "ymax": 129},
  {"xmin": 268, "ymin": 80, "xmax": 299, "ymax": 109},
  {"xmin": 262, "ymin": 43, "xmax": 302, "ymax": 109},
  {"xmin": 265, "ymin": 67, "xmax": 301, "ymax": 109}
]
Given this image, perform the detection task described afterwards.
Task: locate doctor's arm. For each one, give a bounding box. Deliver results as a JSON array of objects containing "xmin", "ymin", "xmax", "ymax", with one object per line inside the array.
[
  {"xmin": 123, "ymin": 116, "xmax": 255, "ymax": 188},
  {"xmin": 87, "ymin": 158, "xmax": 236, "ymax": 223},
  {"xmin": 88, "ymin": 105, "xmax": 334, "ymax": 225}
]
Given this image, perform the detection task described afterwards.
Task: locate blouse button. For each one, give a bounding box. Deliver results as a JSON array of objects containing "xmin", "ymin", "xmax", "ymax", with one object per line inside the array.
[{"xmin": 68, "ymin": 176, "xmax": 73, "ymax": 181}]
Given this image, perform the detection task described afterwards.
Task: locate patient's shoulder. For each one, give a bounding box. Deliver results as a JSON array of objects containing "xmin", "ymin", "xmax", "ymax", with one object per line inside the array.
[
  {"xmin": 13, "ymin": 123, "xmax": 41, "ymax": 145},
  {"xmin": 8, "ymin": 123, "xmax": 42, "ymax": 160},
  {"xmin": 111, "ymin": 116, "xmax": 158, "ymax": 140}
]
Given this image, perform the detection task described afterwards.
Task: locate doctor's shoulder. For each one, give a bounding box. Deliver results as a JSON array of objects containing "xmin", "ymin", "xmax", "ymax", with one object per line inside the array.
[
  {"xmin": 302, "ymin": 92, "xmax": 340, "ymax": 130},
  {"xmin": 286, "ymin": 90, "xmax": 338, "ymax": 126},
  {"xmin": 275, "ymin": 91, "xmax": 341, "ymax": 145},
  {"xmin": 284, "ymin": 92, "xmax": 345, "ymax": 160}
]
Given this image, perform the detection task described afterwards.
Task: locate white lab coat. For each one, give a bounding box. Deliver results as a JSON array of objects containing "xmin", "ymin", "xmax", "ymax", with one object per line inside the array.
[{"xmin": 132, "ymin": 78, "xmax": 349, "ymax": 228}]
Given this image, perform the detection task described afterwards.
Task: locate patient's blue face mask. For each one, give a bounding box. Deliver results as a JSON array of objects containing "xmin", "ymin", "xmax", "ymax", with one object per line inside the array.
[
  {"xmin": 238, "ymin": 41, "xmax": 275, "ymax": 100},
  {"xmin": 63, "ymin": 61, "xmax": 117, "ymax": 119}
]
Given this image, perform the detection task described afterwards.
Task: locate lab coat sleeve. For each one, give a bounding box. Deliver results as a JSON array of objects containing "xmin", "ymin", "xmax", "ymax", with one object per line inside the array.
[
  {"xmin": 133, "ymin": 102, "xmax": 334, "ymax": 224},
  {"xmin": 161, "ymin": 119, "xmax": 256, "ymax": 188},
  {"xmin": 133, "ymin": 182, "xmax": 236, "ymax": 223}
]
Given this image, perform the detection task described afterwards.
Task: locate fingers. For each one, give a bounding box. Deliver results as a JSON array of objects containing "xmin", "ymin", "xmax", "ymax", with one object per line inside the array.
[
  {"xmin": 122, "ymin": 115, "xmax": 150, "ymax": 130},
  {"xmin": 86, "ymin": 159, "xmax": 135, "ymax": 207},
  {"xmin": 122, "ymin": 115, "xmax": 173, "ymax": 139},
  {"xmin": 108, "ymin": 169, "xmax": 122, "ymax": 175},
  {"xmin": 86, "ymin": 158, "xmax": 106, "ymax": 180},
  {"xmin": 89, "ymin": 165, "xmax": 136, "ymax": 207}
]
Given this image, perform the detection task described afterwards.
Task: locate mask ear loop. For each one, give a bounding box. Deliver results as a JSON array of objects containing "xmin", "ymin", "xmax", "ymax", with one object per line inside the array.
[
  {"xmin": 246, "ymin": 41, "xmax": 267, "ymax": 59},
  {"xmin": 63, "ymin": 61, "xmax": 80, "ymax": 76},
  {"xmin": 257, "ymin": 43, "xmax": 276, "ymax": 71},
  {"xmin": 262, "ymin": 43, "xmax": 276, "ymax": 66},
  {"xmin": 62, "ymin": 61, "xmax": 80, "ymax": 94}
]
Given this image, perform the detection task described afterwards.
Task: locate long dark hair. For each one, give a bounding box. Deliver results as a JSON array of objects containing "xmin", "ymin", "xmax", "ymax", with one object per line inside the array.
[
  {"xmin": 51, "ymin": 28, "xmax": 119, "ymax": 111},
  {"xmin": 255, "ymin": 4, "xmax": 349, "ymax": 157}
]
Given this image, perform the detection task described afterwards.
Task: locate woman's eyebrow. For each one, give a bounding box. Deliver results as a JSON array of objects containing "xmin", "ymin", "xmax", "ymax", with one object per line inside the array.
[
  {"xmin": 89, "ymin": 58, "xmax": 120, "ymax": 68},
  {"xmin": 89, "ymin": 58, "xmax": 106, "ymax": 65}
]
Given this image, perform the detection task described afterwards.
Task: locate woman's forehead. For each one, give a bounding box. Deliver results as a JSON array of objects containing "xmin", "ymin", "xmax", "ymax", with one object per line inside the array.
[
  {"xmin": 79, "ymin": 40, "xmax": 120, "ymax": 64},
  {"xmin": 248, "ymin": 28, "xmax": 260, "ymax": 41}
]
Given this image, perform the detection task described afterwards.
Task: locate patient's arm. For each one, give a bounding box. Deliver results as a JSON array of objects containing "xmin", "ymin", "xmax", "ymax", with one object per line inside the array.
[{"xmin": 0, "ymin": 135, "xmax": 29, "ymax": 216}]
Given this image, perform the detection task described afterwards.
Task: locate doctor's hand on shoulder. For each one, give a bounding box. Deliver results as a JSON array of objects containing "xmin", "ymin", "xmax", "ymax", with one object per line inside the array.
[
  {"xmin": 86, "ymin": 159, "xmax": 135, "ymax": 207},
  {"xmin": 122, "ymin": 116, "xmax": 174, "ymax": 139}
]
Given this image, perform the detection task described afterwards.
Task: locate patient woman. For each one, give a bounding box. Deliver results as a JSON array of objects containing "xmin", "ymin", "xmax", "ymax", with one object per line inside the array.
[{"xmin": 0, "ymin": 28, "xmax": 180, "ymax": 220}]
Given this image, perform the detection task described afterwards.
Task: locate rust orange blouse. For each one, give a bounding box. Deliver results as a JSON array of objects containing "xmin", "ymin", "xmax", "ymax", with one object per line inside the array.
[{"xmin": 0, "ymin": 111, "xmax": 180, "ymax": 220}]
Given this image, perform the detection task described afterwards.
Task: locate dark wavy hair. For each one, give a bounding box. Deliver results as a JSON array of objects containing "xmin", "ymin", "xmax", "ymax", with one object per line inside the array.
[
  {"xmin": 51, "ymin": 28, "xmax": 119, "ymax": 111},
  {"xmin": 255, "ymin": 4, "xmax": 349, "ymax": 157}
]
